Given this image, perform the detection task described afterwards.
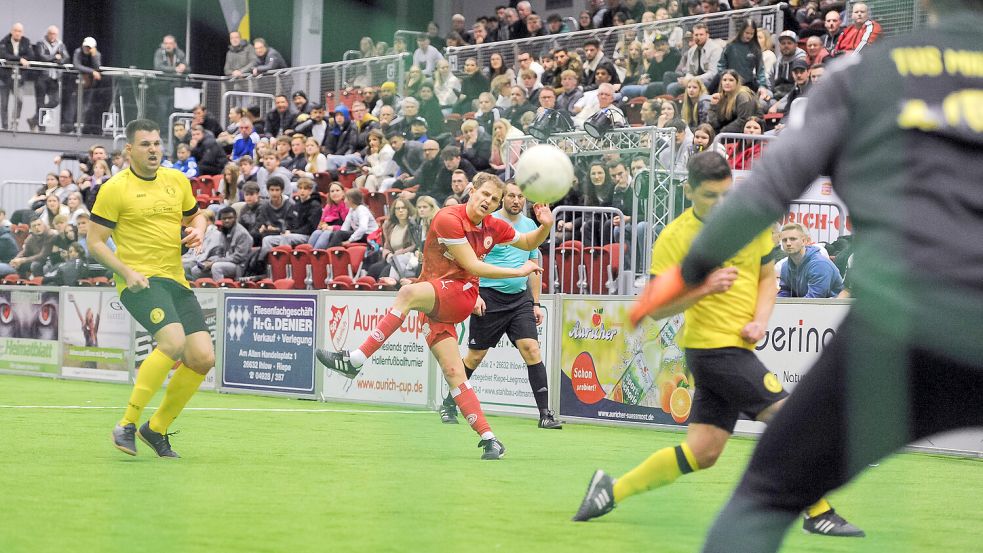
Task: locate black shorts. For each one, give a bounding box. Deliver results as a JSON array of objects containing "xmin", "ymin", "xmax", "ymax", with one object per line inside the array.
[
  {"xmin": 685, "ymin": 347, "xmax": 789, "ymax": 433},
  {"xmin": 468, "ymin": 287, "xmax": 538, "ymax": 350},
  {"xmin": 120, "ymin": 276, "xmax": 208, "ymax": 337}
]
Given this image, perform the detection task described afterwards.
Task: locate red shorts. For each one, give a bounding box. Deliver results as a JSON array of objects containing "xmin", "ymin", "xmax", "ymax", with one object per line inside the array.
[{"xmin": 422, "ymin": 278, "xmax": 478, "ymax": 348}]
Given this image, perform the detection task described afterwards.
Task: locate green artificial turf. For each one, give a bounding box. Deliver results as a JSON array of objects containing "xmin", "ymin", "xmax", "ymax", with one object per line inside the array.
[{"xmin": 1, "ymin": 374, "xmax": 981, "ymax": 553}]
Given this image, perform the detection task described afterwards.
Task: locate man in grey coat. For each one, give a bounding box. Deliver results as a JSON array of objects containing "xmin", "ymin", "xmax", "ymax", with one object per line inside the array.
[
  {"xmin": 224, "ymin": 31, "xmax": 255, "ymax": 78},
  {"xmin": 153, "ymin": 35, "xmax": 188, "ymax": 74}
]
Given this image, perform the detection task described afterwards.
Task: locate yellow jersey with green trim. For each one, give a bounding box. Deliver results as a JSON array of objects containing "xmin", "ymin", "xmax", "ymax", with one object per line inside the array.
[
  {"xmin": 650, "ymin": 208, "xmax": 773, "ymax": 350},
  {"xmin": 90, "ymin": 167, "xmax": 198, "ymax": 291}
]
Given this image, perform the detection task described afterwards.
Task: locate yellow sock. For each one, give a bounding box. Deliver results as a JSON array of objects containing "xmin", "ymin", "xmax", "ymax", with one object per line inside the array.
[
  {"xmin": 149, "ymin": 364, "xmax": 206, "ymax": 434},
  {"xmin": 806, "ymin": 498, "xmax": 833, "ymax": 518},
  {"xmin": 613, "ymin": 443, "xmax": 700, "ymax": 503},
  {"xmin": 119, "ymin": 349, "xmax": 176, "ymax": 426}
]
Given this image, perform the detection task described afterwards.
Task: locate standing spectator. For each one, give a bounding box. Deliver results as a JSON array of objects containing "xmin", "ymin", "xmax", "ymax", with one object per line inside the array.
[
  {"xmin": 30, "ymin": 25, "xmax": 68, "ymax": 132},
  {"xmin": 327, "ymin": 188, "xmax": 378, "ymax": 247},
  {"xmin": 777, "ymin": 223, "xmax": 843, "ymax": 298},
  {"xmin": 1, "ymin": 23, "xmax": 33, "ymax": 130},
  {"xmin": 264, "ymin": 94, "xmax": 298, "ymax": 137},
  {"xmin": 412, "ymin": 34, "xmax": 444, "ymax": 76},
  {"xmin": 835, "ymin": 2, "xmax": 881, "ymax": 55},
  {"xmin": 821, "ymin": 9, "xmax": 843, "ymax": 53},
  {"xmin": 71, "ymin": 37, "xmax": 106, "ymax": 135},
  {"xmin": 189, "ymin": 125, "xmax": 226, "ymax": 176},
  {"xmin": 258, "ymin": 177, "xmax": 320, "ymax": 259},
  {"xmin": 224, "ymin": 31, "xmax": 255, "ymax": 77},
  {"xmin": 708, "ymin": 69, "xmax": 758, "ymax": 134},
  {"xmin": 251, "ymin": 38, "xmax": 287, "ymax": 76},
  {"xmin": 153, "ymin": 35, "xmax": 188, "ymax": 74},
  {"xmin": 771, "ymin": 31, "xmax": 808, "ymax": 100},
  {"xmin": 717, "ymin": 19, "xmax": 771, "ymax": 99},
  {"xmin": 307, "ymin": 182, "xmax": 349, "ymax": 250},
  {"xmin": 9, "ymin": 218, "xmax": 55, "ymax": 278}
]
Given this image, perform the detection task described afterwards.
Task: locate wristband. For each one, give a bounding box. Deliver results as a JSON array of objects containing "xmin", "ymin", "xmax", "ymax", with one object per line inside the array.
[{"xmin": 533, "ymin": 302, "xmax": 542, "ymax": 307}]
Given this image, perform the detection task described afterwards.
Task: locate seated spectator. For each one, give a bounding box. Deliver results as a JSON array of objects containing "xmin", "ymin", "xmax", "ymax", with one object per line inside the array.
[
  {"xmin": 821, "ymin": 9, "xmax": 843, "ymax": 53},
  {"xmin": 377, "ymin": 104, "xmax": 397, "ymax": 134},
  {"xmin": 539, "ymin": 51, "xmax": 559, "ymax": 89},
  {"xmin": 237, "ymin": 182, "xmax": 264, "ymax": 245},
  {"xmin": 350, "ymin": 101, "xmax": 380, "ymax": 151},
  {"xmin": 727, "ymin": 116, "xmax": 765, "ymax": 170},
  {"xmin": 370, "ymin": 81, "xmax": 402, "ymax": 118},
  {"xmin": 55, "ymin": 169, "xmax": 79, "ymax": 204},
  {"xmin": 251, "ymin": 37, "xmax": 287, "ymax": 76},
  {"xmin": 455, "ymin": 57, "xmax": 488, "ymax": 114},
  {"xmin": 255, "ymin": 177, "xmax": 294, "ymax": 241},
  {"xmin": 365, "ymin": 198, "xmax": 420, "ymax": 280},
  {"xmin": 535, "ymin": 86, "xmax": 557, "ymax": 114},
  {"xmin": 388, "ymin": 132, "xmax": 424, "ymax": 184},
  {"xmin": 434, "ymin": 146, "xmax": 477, "ymax": 202},
  {"xmin": 657, "ymin": 99, "xmax": 679, "ymax": 128},
  {"xmin": 483, "ymin": 52, "xmax": 515, "ymax": 84},
  {"xmin": 769, "ymin": 59, "xmax": 811, "ymax": 117},
  {"xmin": 189, "ymin": 125, "xmax": 227, "ymax": 176},
  {"xmin": 194, "ymin": 207, "xmax": 252, "ymax": 281},
  {"xmin": 471, "ymin": 22, "xmax": 489, "ymax": 45},
  {"xmin": 171, "ymin": 121, "xmax": 191, "ymax": 160},
  {"xmin": 39, "ymin": 194, "xmax": 69, "ymax": 227},
  {"xmin": 224, "ymin": 31, "xmax": 256, "ymax": 77},
  {"xmin": 412, "ymin": 34, "xmax": 444, "ymax": 76},
  {"xmin": 517, "ymin": 69, "xmax": 543, "ymax": 105},
  {"xmin": 292, "ymin": 91, "xmax": 312, "ymax": 115},
  {"xmin": 264, "ymin": 94, "xmax": 298, "ymax": 137},
  {"xmin": 490, "ymin": 74, "xmax": 514, "ymax": 111},
  {"xmin": 398, "ymin": 139, "xmax": 442, "ymax": 202},
  {"xmin": 778, "ymin": 222, "xmax": 844, "ymax": 298},
  {"xmin": 516, "ymin": 50, "xmax": 545, "ymax": 80},
  {"xmin": 489, "ymin": 119, "xmax": 523, "ymax": 177},
  {"xmin": 215, "ymin": 162, "xmax": 240, "ymax": 207},
  {"xmin": 257, "ymin": 152, "xmax": 295, "ymax": 198},
  {"xmin": 294, "ymin": 103, "xmax": 328, "ymax": 146},
  {"xmin": 30, "ymin": 173, "xmax": 60, "ymax": 210},
  {"xmin": 44, "ymin": 215, "xmax": 75, "ymax": 270},
  {"xmin": 835, "ymin": 2, "xmax": 881, "ymax": 55},
  {"xmin": 504, "ymin": 86, "xmax": 536, "ymax": 128},
  {"xmin": 153, "ymin": 34, "xmax": 188, "ymax": 74},
  {"xmin": 680, "ymin": 77, "xmax": 712, "ymax": 130},
  {"xmin": 0, "ymin": 222, "xmax": 22, "ymax": 277},
  {"xmin": 389, "ymin": 97, "xmax": 423, "ymax": 138},
  {"xmin": 772, "ymin": 31, "xmax": 808, "ymax": 100},
  {"xmin": 183, "ymin": 210, "xmax": 222, "ymax": 278},
  {"xmin": 192, "ymin": 104, "xmax": 223, "ymax": 136},
  {"xmin": 283, "ymin": 134, "xmax": 307, "ymax": 172},
  {"xmin": 659, "ymin": 119, "xmax": 693, "ymax": 176},
  {"xmin": 238, "ymin": 155, "xmax": 259, "ymax": 185},
  {"xmin": 404, "ymin": 65, "xmax": 425, "ymax": 99},
  {"xmin": 231, "ymin": 118, "xmax": 259, "ymax": 160},
  {"xmin": 445, "ymin": 170, "xmax": 472, "ymax": 205},
  {"xmin": 717, "ymin": 19, "xmax": 771, "ymax": 100},
  {"xmin": 308, "ymin": 181, "xmax": 349, "ymax": 249},
  {"xmin": 474, "ymin": 92, "xmax": 504, "ymax": 136},
  {"xmin": 258, "ymin": 177, "xmax": 320, "ymax": 260},
  {"xmin": 804, "ymin": 35, "xmax": 829, "ymax": 66},
  {"xmin": 356, "ymin": 129, "xmax": 398, "ymax": 192},
  {"xmin": 8, "ymin": 218, "xmax": 55, "ymax": 278},
  {"xmin": 581, "ymin": 38, "xmax": 608, "ymax": 88},
  {"xmin": 708, "ymin": 69, "xmax": 759, "ymax": 134},
  {"xmin": 415, "ymin": 82, "xmax": 445, "ymax": 135},
  {"xmin": 171, "ymin": 143, "xmax": 199, "ymax": 178},
  {"xmin": 41, "ymin": 241, "xmax": 87, "ymax": 285},
  {"xmin": 324, "ymin": 105, "xmax": 362, "ymax": 170},
  {"xmin": 292, "ymin": 138, "xmax": 328, "ymax": 181},
  {"xmin": 65, "ymin": 191, "xmax": 89, "ymax": 225},
  {"xmin": 555, "ymin": 70, "xmax": 584, "ymax": 114},
  {"xmin": 582, "ymin": 60, "xmax": 621, "ymax": 94},
  {"xmin": 327, "ymin": 188, "xmax": 379, "ymax": 247},
  {"xmin": 573, "ymin": 82, "xmax": 623, "ymax": 130}
]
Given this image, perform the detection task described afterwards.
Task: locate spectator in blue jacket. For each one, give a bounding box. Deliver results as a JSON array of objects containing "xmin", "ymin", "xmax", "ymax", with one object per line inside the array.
[{"xmin": 777, "ymin": 223, "xmax": 843, "ymax": 298}]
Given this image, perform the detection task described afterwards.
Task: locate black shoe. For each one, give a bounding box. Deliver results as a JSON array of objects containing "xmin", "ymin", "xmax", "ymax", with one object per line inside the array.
[
  {"xmin": 572, "ymin": 469, "xmax": 616, "ymax": 521},
  {"xmin": 538, "ymin": 410, "xmax": 563, "ymax": 429},
  {"xmin": 478, "ymin": 437, "xmax": 505, "ymax": 460},
  {"xmin": 316, "ymin": 348, "xmax": 361, "ymax": 379},
  {"xmin": 439, "ymin": 401, "xmax": 459, "ymax": 424},
  {"xmin": 112, "ymin": 423, "xmax": 137, "ymax": 456},
  {"xmin": 802, "ymin": 509, "xmax": 866, "ymax": 537},
  {"xmin": 137, "ymin": 421, "xmax": 180, "ymax": 458}
]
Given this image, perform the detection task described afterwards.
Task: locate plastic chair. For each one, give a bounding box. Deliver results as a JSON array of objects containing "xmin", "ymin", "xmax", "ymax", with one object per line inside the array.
[
  {"xmin": 289, "ymin": 243, "xmax": 315, "ymax": 289},
  {"xmin": 326, "ymin": 246, "xmax": 352, "ymax": 279},
  {"xmin": 217, "ymin": 278, "xmax": 239, "ymax": 288},
  {"xmin": 328, "ymin": 275, "xmax": 356, "ymax": 290},
  {"xmin": 354, "ymin": 275, "xmax": 377, "ymax": 290},
  {"xmin": 554, "ymin": 240, "xmax": 585, "ymax": 294},
  {"xmin": 309, "ymin": 249, "xmax": 331, "ymax": 289},
  {"xmin": 267, "ymin": 245, "xmax": 293, "ymax": 281},
  {"xmin": 347, "ymin": 244, "xmax": 368, "ymax": 277},
  {"xmin": 583, "ymin": 246, "xmax": 611, "ymax": 294},
  {"xmin": 363, "ymin": 190, "xmax": 388, "ymax": 219},
  {"xmin": 273, "ymin": 278, "xmax": 295, "ymax": 290}
]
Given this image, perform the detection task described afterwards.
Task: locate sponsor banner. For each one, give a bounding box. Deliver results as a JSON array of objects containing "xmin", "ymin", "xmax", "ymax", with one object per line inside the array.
[
  {"xmin": 559, "ymin": 297, "xmax": 690, "ymax": 426},
  {"xmin": 222, "ymin": 293, "xmax": 318, "ymax": 396},
  {"xmin": 735, "ymin": 173, "xmax": 851, "ymax": 242},
  {"xmin": 0, "ymin": 288, "xmax": 61, "ymax": 375},
  {"xmin": 320, "ymin": 293, "xmax": 429, "ymax": 406},
  {"xmin": 61, "ymin": 290, "xmax": 131, "ymax": 382},
  {"xmin": 133, "ymin": 289, "xmax": 219, "ymax": 390},
  {"xmin": 436, "ymin": 297, "xmax": 555, "ymax": 416}
]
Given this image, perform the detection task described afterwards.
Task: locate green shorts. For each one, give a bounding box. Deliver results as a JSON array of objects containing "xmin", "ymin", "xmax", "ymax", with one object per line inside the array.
[{"xmin": 120, "ymin": 276, "xmax": 208, "ymax": 336}]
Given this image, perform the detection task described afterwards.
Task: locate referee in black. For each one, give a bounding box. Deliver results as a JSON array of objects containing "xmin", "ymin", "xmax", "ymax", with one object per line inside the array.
[
  {"xmin": 652, "ymin": 1, "xmax": 983, "ymax": 550},
  {"xmin": 438, "ymin": 180, "xmax": 561, "ymax": 429}
]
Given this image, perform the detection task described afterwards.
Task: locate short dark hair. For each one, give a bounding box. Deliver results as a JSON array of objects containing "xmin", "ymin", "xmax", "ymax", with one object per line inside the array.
[
  {"xmin": 125, "ymin": 119, "xmax": 160, "ymax": 143},
  {"xmin": 266, "ymin": 176, "xmax": 285, "ymax": 191},
  {"xmin": 687, "ymin": 151, "xmax": 731, "ymax": 189},
  {"xmin": 309, "ymin": 102, "xmax": 323, "ymax": 111},
  {"xmin": 440, "ymin": 145, "xmax": 461, "ymax": 161},
  {"xmin": 275, "ymin": 94, "xmax": 289, "ymax": 101},
  {"xmin": 218, "ymin": 206, "xmax": 237, "ymax": 218},
  {"xmin": 242, "ymin": 182, "xmax": 261, "ymax": 195},
  {"xmin": 668, "ymin": 118, "xmax": 687, "ymax": 133},
  {"xmin": 584, "ymin": 38, "xmax": 601, "ymax": 48}
]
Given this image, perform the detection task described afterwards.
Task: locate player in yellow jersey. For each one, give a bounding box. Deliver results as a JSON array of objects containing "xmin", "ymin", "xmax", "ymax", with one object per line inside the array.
[
  {"xmin": 573, "ymin": 152, "xmax": 863, "ymax": 537},
  {"xmin": 89, "ymin": 119, "xmax": 214, "ymax": 458}
]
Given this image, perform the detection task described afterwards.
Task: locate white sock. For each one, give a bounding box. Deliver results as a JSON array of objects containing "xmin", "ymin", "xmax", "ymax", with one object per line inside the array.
[
  {"xmin": 349, "ymin": 349, "xmax": 367, "ymax": 368},
  {"xmin": 480, "ymin": 431, "xmax": 495, "ymax": 441}
]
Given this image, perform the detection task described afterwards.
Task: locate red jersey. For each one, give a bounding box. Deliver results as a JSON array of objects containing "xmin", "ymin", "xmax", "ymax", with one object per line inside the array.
[{"xmin": 419, "ymin": 204, "xmax": 518, "ymax": 284}]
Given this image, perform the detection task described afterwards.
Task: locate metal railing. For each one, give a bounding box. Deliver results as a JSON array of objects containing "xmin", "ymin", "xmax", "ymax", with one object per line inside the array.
[
  {"xmin": 715, "ymin": 132, "xmax": 773, "ymax": 172},
  {"xmin": 785, "ymin": 199, "xmax": 849, "ymax": 244},
  {"xmin": 548, "ymin": 206, "xmax": 627, "ymax": 295},
  {"xmin": 1, "ymin": 180, "xmax": 44, "ymax": 216}
]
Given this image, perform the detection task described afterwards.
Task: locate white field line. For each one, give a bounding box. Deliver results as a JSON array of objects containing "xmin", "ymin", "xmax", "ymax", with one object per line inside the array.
[{"xmin": 0, "ymin": 405, "xmax": 430, "ymax": 414}]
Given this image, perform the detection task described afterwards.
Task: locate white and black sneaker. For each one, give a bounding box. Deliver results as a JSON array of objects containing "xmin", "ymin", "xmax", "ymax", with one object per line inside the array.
[
  {"xmin": 538, "ymin": 410, "xmax": 563, "ymax": 429},
  {"xmin": 802, "ymin": 509, "xmax": 866, "ymax": 537},
  {"xmin": 316, "ymin": 348, "xmax": 362, "ymax": 379},
  {"xmin": 572, "ymin": 469, "xmax": 616, "ymax": 521},
  {"xmin": 478, "ymin": 437, "xmax": 506, "ymax": 460}
]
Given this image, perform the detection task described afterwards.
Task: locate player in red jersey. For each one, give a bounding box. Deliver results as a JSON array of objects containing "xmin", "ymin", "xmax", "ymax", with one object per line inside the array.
[{"xmin": 316, "ymin": 174, "xmax": 553, "ymax": 459}]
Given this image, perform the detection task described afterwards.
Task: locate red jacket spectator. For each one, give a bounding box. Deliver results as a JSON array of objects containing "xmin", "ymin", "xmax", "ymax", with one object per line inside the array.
[{"xmin": 836, "ymin": 19, "xmax": 881, "ymax": 55}]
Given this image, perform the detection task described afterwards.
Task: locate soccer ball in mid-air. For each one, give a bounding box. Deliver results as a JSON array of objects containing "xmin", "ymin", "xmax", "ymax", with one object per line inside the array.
[{"xmin": 514, "ymin": 144, "xmax": 575, "ymax": 204}]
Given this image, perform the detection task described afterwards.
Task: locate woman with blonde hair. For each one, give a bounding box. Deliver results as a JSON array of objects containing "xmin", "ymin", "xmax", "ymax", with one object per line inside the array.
[
  {"xmin": 680, "ymin": 76, "xmax": 712, "ymax": 130},
  {"xmin": 356, "ymin": 129, "xmax": 398, "ymax": 192},
  {"xmin": 489, "ymin": 118, "xmax": 523, "ymax": 177},
  {"xmin": 708, "ymin": 69, "xmax": 759, "ymax": 134},
  {"xmin": 294, "ymin": 138, "xmax": 328, "ymax": 180},
  {"xmin": 433, "ymin": 59, "xmax": 461, "ymax": 113},
  {"xmin": 404, "ymin": 65, "xmax": 425, "ymax": 99},
  {"xmin": 757, "ymin": 28, "xmax": 778, "ymax": 79}
]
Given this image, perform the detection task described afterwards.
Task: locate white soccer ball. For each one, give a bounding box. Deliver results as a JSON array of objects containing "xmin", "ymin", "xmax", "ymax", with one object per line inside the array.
[{"xmin": 514, "ymin": 144, "xmax": 575, "ymax": 204}]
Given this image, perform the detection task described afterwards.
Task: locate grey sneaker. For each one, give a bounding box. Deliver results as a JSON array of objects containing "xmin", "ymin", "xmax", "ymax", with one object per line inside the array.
[
  {"xmin": 572, "ymin": 469, "xmax": 616, "ymax": 521},
  {"xmin": 478, "ymin": 437, "xmax": 506, "ymax": 460},
  {"xmin": 137, "ymin": 422, "xmax": 180, "ymax": 458},
  {"xmin": 112, "ymin": 423, "xmax": 138, "ymax": 456},
  {"xmin": 316, "ymin": 348, "xmax": 362, "ymax": 379},
  {"xmin": 439, "ymin": 399, "xmax": 459, "ymax": 424},
  {"xmin": 538, "ymin": 410, "xmax": 563, "ymax": 429},
  {"xmin": 802, "ymin": 509, "xmax": 866, "ymax": 537}
]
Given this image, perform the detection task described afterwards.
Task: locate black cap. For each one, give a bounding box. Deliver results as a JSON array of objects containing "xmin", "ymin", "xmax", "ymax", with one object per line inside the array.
[{"xmin": 791, "ymin": 58, "xmax": 809, "ymax": 71}]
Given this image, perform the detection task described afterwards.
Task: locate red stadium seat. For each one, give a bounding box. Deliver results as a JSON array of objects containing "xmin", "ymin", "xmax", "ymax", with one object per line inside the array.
[
  {"xmin": 217, "ymin": 278, "xmax": 239, "ymax": 288},
  {"xmin": 12, "ymin": 224, "xmax": 29, "ymax": 249},
  {"xmin": 273, "ymin": 278, "xmax": 295, "ymax": 290},
  {"xmin": 23, "ymin": 277, "xmax": 42, "ymax": 286},
  {"xmin": 326, "ymin": 246, "xmax": 352, "ymax": 279},
  {"xmin": 554, "ymin": 240, "xmax": 585, "ymax": 294},
  {"xmin": 375, "ymin": 277, "xmax": 398, "ymax": 291},
  {"xmin": 337, "ymin": 169, "xmax": 358, "ymax": 189},
  {"xmin": 3, "ymin": 274, "xmax": 22, "ymax": 285},
  {"xmin": 354, "ymin": 275, "xmax": 377, "ymax": 290},
  {"xmin": 89, "ymin": 276, "xmax": 112, "ymax": 287},
  {"xmin": 290, "ymin": 244, "xmax": 315, "ymax": 289},
  {"xmin": 194, "ymin": 278, "xmax": 219, "ymax": 288},
  {"xmin": 363, "ymin": 190, "xmax": 388, "ymax": 219},
  {"xmin": 309, "ymin": 249, "xmax": 330, "ymax": 289},
  {"xmin": 385, "ymin": 189, "xmax": 402, "ymax": 206},
  {"xmin": 583, "ymin": 246, "xmax": 613, "ymax": 294},
  {"xmin": 255, "ymin": 278, "xmax": 277, "ymax": 289},
  {"xmin": 329, "ymin": 275, "xmax": 355, "ymax": 290},
  {"xmin": 347, "ymin": 244, "xmax": 368, "ymax": 277},
  {"xmin": 626, "ymin": 96, "xmax": 648, "ymax": 126},
  {"xmin": 267, "ymin": 245, "xmax": 293, "ymax": 281}
]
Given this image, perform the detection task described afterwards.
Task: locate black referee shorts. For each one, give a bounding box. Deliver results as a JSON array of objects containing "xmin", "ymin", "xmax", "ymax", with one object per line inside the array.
[
  {"xmin": 685, "ymin": 347, "xmax": 789, "ymax": 433},
  {"xmin": 120, "ymin": 276, "xmax": 208, "ymax": 337},
  {"xmin": 468, "ymin": 287, "xmax": 538, "ymax": 351}
]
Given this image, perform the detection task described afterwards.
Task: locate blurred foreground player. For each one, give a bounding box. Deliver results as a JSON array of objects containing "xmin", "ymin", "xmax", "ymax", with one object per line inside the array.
[
  {"xmin": 573, "ymin": 152, "xmax": 862, "ymax": 536},
  {"xmin": 438, "ymin": 181, "xmax": 562, "ymax": 429},
  {"xmin": 90, "ymin": 119, "xmax": 214, "ymax": 458},
  {"xmin": 317, "ymin": 175, "xmax": 553, "ymax": 459},
  {"xmin": 650, "ymin": 2, "xmax": 983, "ymax": 550}
]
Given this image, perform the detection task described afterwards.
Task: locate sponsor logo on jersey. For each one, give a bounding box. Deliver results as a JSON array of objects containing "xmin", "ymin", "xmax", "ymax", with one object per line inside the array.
[
  {"xmin": 763, "ymin": 372, "xmax": 783, "ymax": 394},
  {"xmin": 150, "ymin": 307, "xmax": 165, "ymax": 324}
]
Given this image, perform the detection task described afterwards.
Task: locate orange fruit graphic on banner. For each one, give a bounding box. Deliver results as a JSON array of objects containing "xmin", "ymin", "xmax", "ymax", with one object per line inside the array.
[
  {"xmin": 659, "ymin": 381, "xmax": 676, "ymax": 413},
  {"xmin": 670, "ymin": 387, "xmax": 692, "ymax": 423}
]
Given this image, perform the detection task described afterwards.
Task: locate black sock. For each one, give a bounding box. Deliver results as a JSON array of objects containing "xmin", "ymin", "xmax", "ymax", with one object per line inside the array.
[
  {"xmin": 445, "ymin": 363, "xmax": 478, "ymax": 406},
  {"xmin": 526, "ymin": 361, "xmax": 550, "ymax": 416}
]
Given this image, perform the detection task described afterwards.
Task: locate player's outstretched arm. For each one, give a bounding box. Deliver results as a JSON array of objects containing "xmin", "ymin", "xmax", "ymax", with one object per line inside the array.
[
  {"xmin": 640, "ymin": 266, "xmax": 739, "ymax": 322},
  {"xmin": 87, "ymin": 221, "xmax": 149, "ymax": 292},
  {"xmin": 447, "ymin": 242, "xmax": 542, "ymax": 280},
  {"xmin": 512, "ymin": 204, "xmax": 554, "ymax": 251}
]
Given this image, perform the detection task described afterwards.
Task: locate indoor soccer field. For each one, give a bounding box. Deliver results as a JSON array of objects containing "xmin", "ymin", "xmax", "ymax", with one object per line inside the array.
[{"xmin": 1, "ymin": 374, "xmax": 980, "ymax": 553}]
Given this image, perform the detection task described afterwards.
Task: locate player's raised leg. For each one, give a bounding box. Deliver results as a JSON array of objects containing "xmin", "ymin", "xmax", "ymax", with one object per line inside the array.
[
  {"xmin": 431, "ymin": 336, "xmax": 504, "ymax": 460},
  {"xmin": 316, "ymin": 281, "xmax": 435, "ymax": 377}
]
